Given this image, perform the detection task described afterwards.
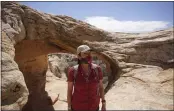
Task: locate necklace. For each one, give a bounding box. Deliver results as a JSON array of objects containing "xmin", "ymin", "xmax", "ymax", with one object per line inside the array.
[{"xmin": 81, "ymin": 65, "xmax": 91, "ymax": 83}]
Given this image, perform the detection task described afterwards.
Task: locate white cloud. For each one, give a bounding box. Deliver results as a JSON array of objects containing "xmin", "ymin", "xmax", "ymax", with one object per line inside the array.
[{"xmin": 84, "ymin": 16, "xmax": 170, "ymax": 33}]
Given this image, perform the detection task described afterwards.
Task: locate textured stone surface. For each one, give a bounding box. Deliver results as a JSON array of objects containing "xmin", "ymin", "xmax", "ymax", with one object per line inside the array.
[
  {"xmin": 1, "ymin": 1, "xmax": 173, "ymax": 110},
  {"xmin": 106, "ymin": 67, "xmax": 173, "ymax": 110},
  {"xmin": 1, "ymin": 47, "xmax": 28, "ymax": 110},
  {"xmin": 48, "ymin": 53, "xmax": 71, "ymax": 79}
]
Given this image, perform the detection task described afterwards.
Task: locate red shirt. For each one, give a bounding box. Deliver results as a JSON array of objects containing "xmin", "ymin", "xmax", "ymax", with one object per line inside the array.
[{"xmin": 67, "ymin": 64, "xmax": 103, "ymax": 111}]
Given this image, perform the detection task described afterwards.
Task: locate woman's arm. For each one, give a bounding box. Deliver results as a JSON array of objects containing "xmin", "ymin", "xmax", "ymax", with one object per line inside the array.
[
  {"xmin": 99, "ymin": 80, "xmax": 106, "ymax": 110},
  {"xmin": 99, "ymin": 80, "xmax": 105, "ymax": 101},
  {"xmin": 67, "ymin": 82, "xmax": 73, "ymax": 110},
  {"xmin": 97, "ymin": 66, "xmax": 105, "ymax": 101}
]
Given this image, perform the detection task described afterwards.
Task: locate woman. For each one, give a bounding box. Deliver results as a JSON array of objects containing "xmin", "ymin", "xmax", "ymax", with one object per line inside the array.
[{"xmin": 67, "ymin": 45, "xmax": 106, "ymax": 111}]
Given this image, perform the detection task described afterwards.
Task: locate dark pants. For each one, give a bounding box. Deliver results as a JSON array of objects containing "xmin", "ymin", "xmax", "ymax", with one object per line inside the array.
[{"xmin": 71, "ymin": 106, "xmax": 99, "ymax": 111}]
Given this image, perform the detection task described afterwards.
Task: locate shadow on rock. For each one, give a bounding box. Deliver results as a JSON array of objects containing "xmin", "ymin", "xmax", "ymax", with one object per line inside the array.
[
  {"xmin": 22, "ymin": 91, "xmax": 55, "ymax": 111},
  {"xmin": 21, "ymin": 64, "xmax": 55, "ymax": 111}
]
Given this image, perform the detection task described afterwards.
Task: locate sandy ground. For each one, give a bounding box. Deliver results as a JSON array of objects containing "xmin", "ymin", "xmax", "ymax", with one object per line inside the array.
[{"xmin": 45, "ymin": 70, "xmax": 68, "ymax": 110}]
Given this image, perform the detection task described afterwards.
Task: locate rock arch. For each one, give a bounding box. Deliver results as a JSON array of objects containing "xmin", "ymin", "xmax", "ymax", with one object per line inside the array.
[
  {"xmin": 12, "ymin": 37, "xmax": 120, "ymax": 111},
  {"xmin": 1, "ymin": 1, "xmax": 121, "ymax": 108}
]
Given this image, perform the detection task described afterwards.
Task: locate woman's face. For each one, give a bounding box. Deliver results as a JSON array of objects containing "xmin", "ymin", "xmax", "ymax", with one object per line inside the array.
[{"xmin": 80, "ymin": 51, "xmax": 91, "ymax": 58}]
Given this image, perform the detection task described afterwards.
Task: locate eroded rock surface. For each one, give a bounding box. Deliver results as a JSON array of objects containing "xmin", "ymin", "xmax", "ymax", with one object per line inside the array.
[
  {"xmin": 106, "ymin": 67, "xmax": 173, "ymax": 110},
  {"xmin": 1, "ymin": 31, "xmax": 28, "ymax": 110},
  {"xmin": 1, "ymin": 1, "xmax": 173, "ymax": 110}
]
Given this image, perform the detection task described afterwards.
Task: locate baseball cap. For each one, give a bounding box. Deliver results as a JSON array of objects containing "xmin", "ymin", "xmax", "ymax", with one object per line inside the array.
[{"xmin": 77, "ymin": 45, "xmax": 91, "ymax": 55}]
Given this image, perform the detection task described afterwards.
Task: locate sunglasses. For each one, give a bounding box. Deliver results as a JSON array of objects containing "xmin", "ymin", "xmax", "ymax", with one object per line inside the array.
[{"xmin": 83, "ymin": 51, "xmax": 91, "ymax": 55}]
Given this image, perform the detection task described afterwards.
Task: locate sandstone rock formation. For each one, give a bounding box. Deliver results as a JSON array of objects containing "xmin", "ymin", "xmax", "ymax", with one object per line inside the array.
[
  {"xmin": 48, "ymin": 53, "xmax": 75, "ymax": 79},
  {"xmin": 1, "ymin": 1, "xmax": 173, "ymax": 110}
]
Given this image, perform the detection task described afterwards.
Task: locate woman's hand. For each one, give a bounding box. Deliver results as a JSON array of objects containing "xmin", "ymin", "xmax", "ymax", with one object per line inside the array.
[
  {"xmin": 68, "ymin": 107, "xmax": 71, "ymax": 111},
  {"xmin": 101, "ymin": 102, "xmax": 106, "ymax": 111}
]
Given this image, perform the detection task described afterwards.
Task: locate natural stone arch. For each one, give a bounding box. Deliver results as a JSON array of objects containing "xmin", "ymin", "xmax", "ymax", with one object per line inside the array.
[
  {"xmin": 13, "ymin": 37, "xmax": 120, "ymax": 110},
  {"xmin": 1, "ymin": 2, "xmax": 120, "ymax": 110},
  {"xmin": 2, "ymin": 26, "xmax": 120, "ymax": 110},
  {"xmin": 14, "ymin": 37, "xmax": 120, "ymax": 94}
]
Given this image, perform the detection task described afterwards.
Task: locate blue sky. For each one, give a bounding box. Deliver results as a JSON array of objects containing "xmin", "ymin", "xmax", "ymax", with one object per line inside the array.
[{"xmin": 20, "ymin": 2, "xmax": 173, "ymax": 33}]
